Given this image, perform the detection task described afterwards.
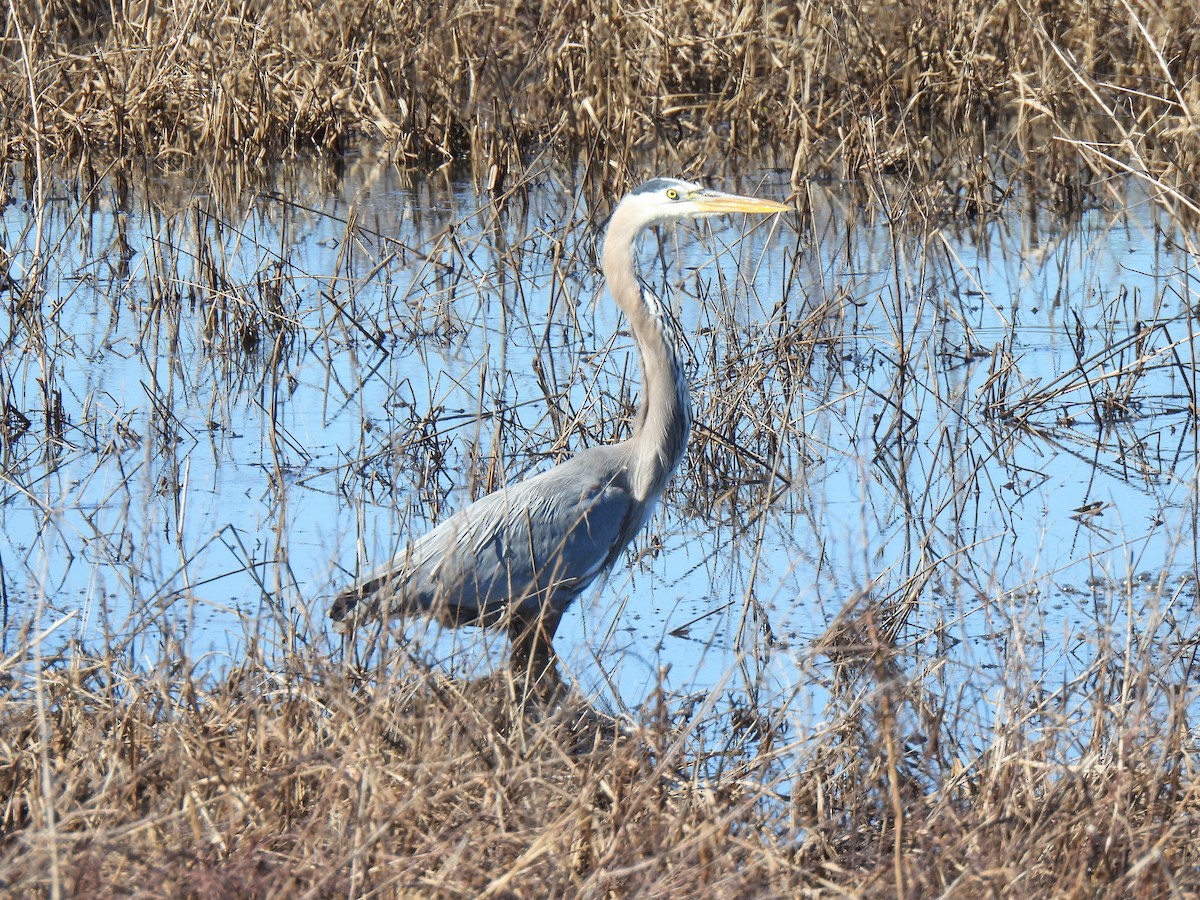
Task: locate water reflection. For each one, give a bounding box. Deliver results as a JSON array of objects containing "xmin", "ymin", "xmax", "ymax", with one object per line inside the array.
[{"xmin": 0, "ymin": 157, "xmax": 1195, "ymax": 725}]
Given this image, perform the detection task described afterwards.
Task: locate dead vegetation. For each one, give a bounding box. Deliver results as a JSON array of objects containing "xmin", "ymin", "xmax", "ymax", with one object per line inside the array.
[
  {"xmin": 2, "ymin": 590, "xmax": 1198, "ymax": 896},
  {"xmin": 2, "ymin": 0, "xmax": 1200, "ymax": 209}
]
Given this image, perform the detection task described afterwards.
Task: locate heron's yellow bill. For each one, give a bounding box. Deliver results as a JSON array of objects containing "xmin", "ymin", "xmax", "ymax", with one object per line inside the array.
[{"xmin": 693, "ymin": 191, "xmax": 791, "ymax": 214}]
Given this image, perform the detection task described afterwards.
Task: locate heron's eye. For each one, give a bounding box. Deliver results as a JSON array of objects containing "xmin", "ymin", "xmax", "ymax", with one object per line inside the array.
[{"xmin": 666, "ymin": 188, "xmax": 679, "ymax": 200}]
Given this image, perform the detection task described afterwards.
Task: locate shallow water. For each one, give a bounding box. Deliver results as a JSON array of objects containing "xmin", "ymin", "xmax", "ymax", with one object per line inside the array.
[{"xmin": 1, "ymin": 157, "xmax": 1196, "ymax": 727}]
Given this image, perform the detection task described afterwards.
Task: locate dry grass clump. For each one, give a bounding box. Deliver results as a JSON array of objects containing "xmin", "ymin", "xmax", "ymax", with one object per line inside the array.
[
  {"xmin": 3, "ymin": 593, "xmax": 1199, "ymax": 896},
  {"xmin": 0, "ymin": 633, "xmax": 799, "ymax": 897},
  {"xmin": 2, "ymin": 0, "xmax": 1199, "ymax": 206}
]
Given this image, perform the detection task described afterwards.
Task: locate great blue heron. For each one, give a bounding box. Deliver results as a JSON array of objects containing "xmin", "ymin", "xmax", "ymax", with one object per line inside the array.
[{"xmin": 331, "ymin": 177, "xmax": 789, "ymax": 692}]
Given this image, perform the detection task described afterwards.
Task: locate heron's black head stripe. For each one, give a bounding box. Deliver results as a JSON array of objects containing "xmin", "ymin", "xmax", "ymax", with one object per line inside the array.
[{"xmin": 632, "ymin": 177, "xmax": 692, "ymax": 195}]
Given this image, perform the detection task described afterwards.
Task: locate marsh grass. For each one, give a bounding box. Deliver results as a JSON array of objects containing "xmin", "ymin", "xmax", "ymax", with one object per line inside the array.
[
  {"xmin": 2, "ymin": 575, "xmax": 1199, "ymax": 896},
  {"xmin": 4, "ymin": 0, "xmax": 1200, "ymax": 212}
]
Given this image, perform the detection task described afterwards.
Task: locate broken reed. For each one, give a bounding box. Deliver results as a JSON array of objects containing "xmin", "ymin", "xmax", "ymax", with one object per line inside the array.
[
  {"xmin": 3, "ymin": 0, "xmax": 1200, "ymax": 207},
  {"xmin": 2, "ymin": 580, "xmax": 1198, "ymax": 896}
]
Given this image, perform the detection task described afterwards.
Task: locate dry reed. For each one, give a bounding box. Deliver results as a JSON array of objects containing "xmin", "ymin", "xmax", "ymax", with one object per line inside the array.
[
  {"xmin": 3, "ymin": 589, "xmax": 1199, "ymax": 896},
  {"xmin": 2, "ymin": 0, "xmax": 1200, "ymax": 210}
]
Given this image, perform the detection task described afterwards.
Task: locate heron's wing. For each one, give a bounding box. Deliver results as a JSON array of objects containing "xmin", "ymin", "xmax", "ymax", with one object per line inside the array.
[{"xmin": 333, "ymin": 447, "xmax": 638, "ymax": 626}]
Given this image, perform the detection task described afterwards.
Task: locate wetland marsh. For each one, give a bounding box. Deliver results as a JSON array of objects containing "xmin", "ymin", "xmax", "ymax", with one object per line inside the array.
[
  {"xmin": 2, "ymin": 161, "xmax": 1194, "ymax": 703},
  {"xmin": 3, "ymin": 0, "xmax": 1200, "ymax": 893},
  {"xmin": 2, "ymin": 156, "xmax": 1198, "ymax": 894}
]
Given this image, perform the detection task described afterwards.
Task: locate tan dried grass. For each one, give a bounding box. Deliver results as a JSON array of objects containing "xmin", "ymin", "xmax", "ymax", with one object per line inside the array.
[
  {"xmin": 3, "ymin": 589, "xmax": 1199, "ymax": 896},
  {"xmin": 2, "ymin": 0, "xmax": 1200, "ymax": 209}
]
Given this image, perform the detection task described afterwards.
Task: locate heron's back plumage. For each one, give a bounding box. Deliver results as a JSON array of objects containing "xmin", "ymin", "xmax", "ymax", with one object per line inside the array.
[{"xmin": 330, "ymin": 444, "xmax": 643, "ymax": 630}]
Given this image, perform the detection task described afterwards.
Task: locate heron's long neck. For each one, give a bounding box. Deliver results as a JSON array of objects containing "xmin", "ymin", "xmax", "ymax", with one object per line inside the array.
[{"xmin": 603, "ymin": 215, "xmax": 693, "ymax": 502}]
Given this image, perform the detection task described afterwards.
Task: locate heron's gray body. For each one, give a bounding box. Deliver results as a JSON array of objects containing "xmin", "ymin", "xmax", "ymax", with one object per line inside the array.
[
  {"xmin": 330, "ymin": 178, "xmax": 787, "ymax": 685},
  {"xmin": 335, "ymin": 443, "xmax": 655, "ymax": 631},
  {"xmin": 330, "ymin": 282, "xmax": 690, "ymax": 635}
]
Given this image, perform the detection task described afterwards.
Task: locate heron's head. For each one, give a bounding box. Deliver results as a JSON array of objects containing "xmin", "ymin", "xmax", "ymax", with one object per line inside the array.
[{"xmin": 616, "ymin": 177, "xmax": 790, "ymax": 230}]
